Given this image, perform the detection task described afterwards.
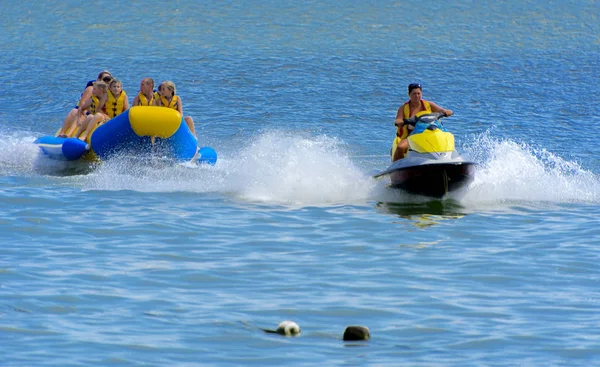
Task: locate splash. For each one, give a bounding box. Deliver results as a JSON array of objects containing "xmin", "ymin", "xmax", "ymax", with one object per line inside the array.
[
  {"xmin": 3, "ymin": 128, "xmax": 599, "ymax": 207},
  {"xmin": 460, "ymin": 132, "xmax": 600, "ymax": 204},
  {"xmin": 83, "ymin": 131, "xmax": 376, "ymax": 205},
  {"xmin": 218, "ymin": 131, "xmax": 375, "ymax": 205},
  {"xmin": 0, "ymin": 132, "xmax": 47, "ymax": 176}
]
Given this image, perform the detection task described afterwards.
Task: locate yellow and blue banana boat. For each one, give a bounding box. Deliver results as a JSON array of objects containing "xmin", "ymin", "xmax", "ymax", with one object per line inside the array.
[{"xmin": 34, "ymin": 106, "xmax": 217, "ymax": 165}]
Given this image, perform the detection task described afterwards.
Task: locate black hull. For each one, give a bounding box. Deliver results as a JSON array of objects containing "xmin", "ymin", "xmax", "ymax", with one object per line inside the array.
[{"xmin": 389, "ymin": 163, "xmax": 475, "ymax": 198}]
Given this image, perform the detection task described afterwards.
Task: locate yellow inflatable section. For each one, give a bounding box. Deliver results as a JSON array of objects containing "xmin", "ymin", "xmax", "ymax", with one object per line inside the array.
[{"xmin": 129, "ymin": 106, "xmax": 181, "ymax": 138}]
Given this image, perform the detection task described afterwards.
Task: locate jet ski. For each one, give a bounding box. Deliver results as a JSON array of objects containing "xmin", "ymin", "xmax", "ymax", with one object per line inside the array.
[{"xmin": 374, "ymin": 112, "xmax": 475, "ymax": 198}]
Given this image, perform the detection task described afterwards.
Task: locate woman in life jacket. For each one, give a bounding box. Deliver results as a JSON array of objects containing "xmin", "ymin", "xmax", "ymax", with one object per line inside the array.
[
  {"xmin": 391, "ymin": 83, "xmax": 453, "ymax": 162},
  {"xmin": 57, "ymin": 71, "xmax": 112, "ymax": 137},
  {"xmin": 72, "ymin": 80, "xmax": 110, "ymax": 142},
  {"xmin": 154, "ymin": 80, "xmax": 197, "ymax": 137}
]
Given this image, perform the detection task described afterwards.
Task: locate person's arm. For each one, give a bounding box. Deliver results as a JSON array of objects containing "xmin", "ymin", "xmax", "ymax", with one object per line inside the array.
[
  {"xmin": 429, "ymin": 101, "xmax": 453, "ymax": 116},
  {"xmin": 97, "ymin": 92, "xmax": 110, "ymax": 119},
  {"xmin": 77, "ymin": 86, "xmax": 94, "ymax": 114},
  {"xmin": 176, "ymin": 96, "xmax": 183, "ymax": 115},
  {"xmin": 78, "ymin": 86, "xmax": 93, "ymax": 104},
  {"xmin": 394, "ymin": 107, "xmax": 404, "ymax": 126},
  {"xmin": 123, "ymin": 92, "xmax": 130, "ymax": 111},
  {"xmin": 79, "ymin": 96, "xmax": 93, "ymax": 112},
  {"xmin": 132, "ymin": 93, "xmax": 139, "ymax": 107},
  {"xmin": 97, "ymin": 91, "xmax": 108, "ymax": 112}
]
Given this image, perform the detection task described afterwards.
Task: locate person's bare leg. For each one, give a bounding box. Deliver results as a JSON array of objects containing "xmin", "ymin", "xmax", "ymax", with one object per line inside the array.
[
  {"xmin": 392, "ymin": 139, "xmax": 408, "ymax": 161},
  {"xmin": 184, "ymin": 116, "xmax": 196, "ymax": 137},
  {"xmin": 65, "ymin": 114, "xmax": 84, "ymax": 137},
  {"xmin": 79, "ymin": 115, "xmax": 103, "ymax": 141},
  {"xmin": 73, "ymin": 115, "xmax": 93, "ymax": 139},
  {"xmin": 56, "ymin": 109, "xmax": 79, "ymax": 136}
]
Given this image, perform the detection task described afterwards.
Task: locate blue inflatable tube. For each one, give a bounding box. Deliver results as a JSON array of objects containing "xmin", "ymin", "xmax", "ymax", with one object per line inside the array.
[
  {"xmin": 89, "ymin": 109, "xmax": 153, "ymax": 160},
  {"xmin": 33, "ymin": 136, "xmax": 89, "ymax": 161},
  {"xmin": 197, "ymin": 147, "xmax": 218, "ymax": 165}
]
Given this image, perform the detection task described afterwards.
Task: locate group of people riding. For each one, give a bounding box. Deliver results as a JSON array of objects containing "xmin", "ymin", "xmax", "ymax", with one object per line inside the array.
[
  {"xmin": 55, "ymin": 71, "xmax": 447, "ymax": 162},
  {"xmin": 56, "ymin": 70, "xmax": 196, "ymax": 142}
]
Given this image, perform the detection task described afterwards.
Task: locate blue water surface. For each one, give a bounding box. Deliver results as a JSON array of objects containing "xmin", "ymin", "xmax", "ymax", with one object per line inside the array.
[{"xmin": 1, "ymin": 1, "xmax": 600, "ymax": 366}]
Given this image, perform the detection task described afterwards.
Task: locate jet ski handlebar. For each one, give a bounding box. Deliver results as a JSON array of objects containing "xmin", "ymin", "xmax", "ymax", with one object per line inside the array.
[{"xmin": 396, "ymin": 112, "xmax": 448, "ymax": 127}]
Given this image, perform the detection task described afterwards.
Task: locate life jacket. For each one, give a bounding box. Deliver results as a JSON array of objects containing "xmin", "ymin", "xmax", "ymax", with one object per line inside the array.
[
  {"xmin": 105, "ymin": 90, "xmax": 127, "ymax": 118},
  {"xmin": 395, "ymin": 100, "xmax": 431, "ymax": 139},
  {"xmin": 159, "ymin": 95, "xmax": 179, "ymax": 111},
  {"xmin": 90, "ymin": 95, "xmax": 100, "ymax": 114},
  {"xmin": 136, "ymin": 91, "xmax": 154, "ymax": 106}
]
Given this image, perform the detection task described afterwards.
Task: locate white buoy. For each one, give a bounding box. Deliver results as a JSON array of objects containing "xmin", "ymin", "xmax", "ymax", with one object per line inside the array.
[
  {"xmin": 262, "ymin": 320, "xmax": 301, "ymax": 337},
  {"xmin": 276, "ymin": 320, "xmax": 301, "ymax": 336}
]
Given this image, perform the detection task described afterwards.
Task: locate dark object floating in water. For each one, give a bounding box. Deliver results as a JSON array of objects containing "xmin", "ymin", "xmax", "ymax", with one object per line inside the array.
[{"xmin": 343, "ymin": 325, "xmax": 370, "ymax": 341}]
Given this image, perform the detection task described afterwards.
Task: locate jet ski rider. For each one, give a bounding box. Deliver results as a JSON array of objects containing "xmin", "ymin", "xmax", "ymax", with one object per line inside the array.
[{"xmin": 391, "ymin": 83, "xmax": 453, "ymax": 162}]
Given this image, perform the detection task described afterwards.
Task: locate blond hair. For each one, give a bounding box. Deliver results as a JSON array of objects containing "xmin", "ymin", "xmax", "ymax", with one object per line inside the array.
[
  {"xmin": 161, "ymin": 80, "xmax": 176, "ymax": 96},
  {"xmin": 93, "ymin": 80, "xmax": 107, "ymax": 91},
  {"xmin": 109, "ymin": 79, "xmax": 122, "ymax": 88}
]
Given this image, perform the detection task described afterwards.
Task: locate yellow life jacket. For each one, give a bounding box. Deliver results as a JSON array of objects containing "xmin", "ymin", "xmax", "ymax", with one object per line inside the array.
[
  {"xmin": 105, "ymin": 90, "xmax": 127, "ymax": 118},
  {"xmin": 159, "ymin": 95, "xmax": 179, "ymax": 111},
  {"xmin": 396, "ymin": 100, "xmax": 432, "ymax": 139},
  {"xmin": 136, "ymin": 91, "xmax": 155, "ymax": 106},
  {"xmin": 90, "ymin": 95, "xmax": 100, "ymax": 114}
]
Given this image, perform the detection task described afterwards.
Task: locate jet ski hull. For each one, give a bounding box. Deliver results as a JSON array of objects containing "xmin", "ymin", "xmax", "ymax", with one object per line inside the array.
[{"xmin": 389, "ymin": 162, "xmax": 475, "ymax": 198}]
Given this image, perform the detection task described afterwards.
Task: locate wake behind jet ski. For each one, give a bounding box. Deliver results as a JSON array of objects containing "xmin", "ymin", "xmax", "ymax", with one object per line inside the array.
[{"xmin": 374, "ymin": 112, "xmax": 475, "ymax": 198}]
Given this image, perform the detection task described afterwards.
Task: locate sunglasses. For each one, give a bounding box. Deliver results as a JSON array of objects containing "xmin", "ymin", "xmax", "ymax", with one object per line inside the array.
[{"xmin": 102, "ymin": 76, "xmax": 112, "ymax": 82}]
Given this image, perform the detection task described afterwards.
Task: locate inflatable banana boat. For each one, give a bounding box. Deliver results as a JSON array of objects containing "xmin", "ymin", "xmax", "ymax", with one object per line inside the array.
[{"xmin": 34, "ymin": 106, "xmax": 217, "ymax": 165}]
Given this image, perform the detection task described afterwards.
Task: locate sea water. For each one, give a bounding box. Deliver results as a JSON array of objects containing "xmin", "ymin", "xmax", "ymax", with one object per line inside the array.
[{"xmin": 1, "ymin": 1, "xmax": 599, "ymax": 366}]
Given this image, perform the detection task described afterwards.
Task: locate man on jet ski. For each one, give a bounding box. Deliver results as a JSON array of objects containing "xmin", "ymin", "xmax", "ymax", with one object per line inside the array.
[{"xmin": 392, "ymin": 83, "xmax": 453, "ymax": 162}]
